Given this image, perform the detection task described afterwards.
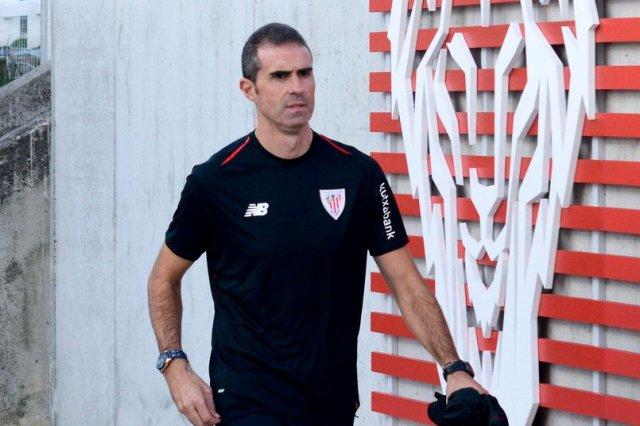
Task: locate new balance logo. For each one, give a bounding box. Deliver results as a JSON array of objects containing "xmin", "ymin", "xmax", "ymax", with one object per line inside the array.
[{"xmin": 244, "ymin": 202, "xmax": 269, "ymax": 217}]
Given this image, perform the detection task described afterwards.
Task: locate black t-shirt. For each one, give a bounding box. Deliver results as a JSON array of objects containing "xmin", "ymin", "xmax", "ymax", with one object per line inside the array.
[{"xmin": 165, "ymin": 130, "xmax": 408, "ymax": 418}]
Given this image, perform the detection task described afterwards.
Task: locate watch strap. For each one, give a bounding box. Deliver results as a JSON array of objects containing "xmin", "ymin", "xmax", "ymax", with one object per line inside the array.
[
  {"xmin": 157, "ymin": 349, "xmax": 188, "ymax": 373},
  {"xmin": 442, "ymin": 359, "xmax": 474, "ymax": 381}
]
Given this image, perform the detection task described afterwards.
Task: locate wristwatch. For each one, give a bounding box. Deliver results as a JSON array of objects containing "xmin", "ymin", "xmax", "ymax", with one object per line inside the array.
[
  {"xmin": 442, "ymin": 359, "xmax": 474, "ymax": 381},
  {"xmin": 156, "ymin": 349, "xmax": 188, "ymax": 373}
]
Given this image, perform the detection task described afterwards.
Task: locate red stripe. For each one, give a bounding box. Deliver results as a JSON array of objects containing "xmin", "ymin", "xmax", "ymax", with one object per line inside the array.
[
  {"xmin": 371, "ymin": 311, "xmax": 499, "ymax": 351},
  {"xmin": 371, "ymin": 151, "xmax": 640, "ymax": 188},
  {"xmin": 393, "ymin": 194, "xmax": 640, "ymax": 236},
  {"xmin": 371, "ymin": 272, "xmax": 436, "ymax": 294},
  {"xmin": 540, "ymin": 384, "xmax": 640, "ymax": 425},
  {"xmin": 538, "ymin": 294, "xmax": 640, "ymax": 331},
  {"xmin": 539, "ymin": 339, "xmax": 640, "ymax": 380},
  {"xmin": 371, "ymin": 271, "xmax": 640, "ymax": 332},
  {"xmin": 371, "ymin": 392, "xmax": 434, "ymax": 425},
  {"xmin": 372, "ymin": 351, "xmax": 440, "ymax": 384},
  {"xmin": 370, "ymin": 111, "xmax": 640, "ymax": 139},
  {"xmin": 399, "ymin": 234, "xmax": 640, "ymax": 284},
  {"xmin": 373, "ymin": 341, "xmax": 640, "ymax": 383},
  {"xmin": 221, "ymin": 136, "xmax": 251, "ymax": 166},
  {"xmin": 370, "ymin": 18, "xmax": 640, "ymax": 52},
  {"xmin": 370, "ymin": 66, "xmax": 640, "ymax": 93},
  {"xmin": 404, "ymin": 236, "xmax": 492, "ymax": 265},
  {"xmin": 318, "ymin": 133, "xmax": 352, "ymax": 156}
]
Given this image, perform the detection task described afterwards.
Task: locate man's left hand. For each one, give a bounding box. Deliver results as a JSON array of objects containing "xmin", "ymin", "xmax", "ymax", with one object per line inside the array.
[{"xmin": 445, "ymin": 371, "xmax": 487, "ymax": 402}]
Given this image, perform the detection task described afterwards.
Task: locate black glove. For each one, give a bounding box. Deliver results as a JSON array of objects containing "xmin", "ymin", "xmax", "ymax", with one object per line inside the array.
[{"xmin": 427, "ymin": 388, "xmax": 509, "ymax": 425}]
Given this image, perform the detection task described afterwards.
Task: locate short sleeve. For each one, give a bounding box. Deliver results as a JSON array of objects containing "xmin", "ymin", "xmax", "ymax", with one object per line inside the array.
[
  {"xmin": 165, "ymin": 171, "xmax": 214, "ymax": 261},
  {"xmin": 366, "ymin": 160, "xmax": 409, "ymax": 256}
]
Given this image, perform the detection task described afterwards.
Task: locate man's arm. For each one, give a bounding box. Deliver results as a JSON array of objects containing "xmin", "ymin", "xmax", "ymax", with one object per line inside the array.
[
  {"xmin": 374, "ymin": 245, "xmax": 486, "ymax": 397},
  {"xmin": 148, "ymin": 243, "xmax": 221, "ymax": 426}
]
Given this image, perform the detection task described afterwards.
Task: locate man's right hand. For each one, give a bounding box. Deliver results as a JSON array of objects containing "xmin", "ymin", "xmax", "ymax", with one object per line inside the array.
[{"xmin": 163, "ymin": 359, "xmax": 221, "ymax": 425}]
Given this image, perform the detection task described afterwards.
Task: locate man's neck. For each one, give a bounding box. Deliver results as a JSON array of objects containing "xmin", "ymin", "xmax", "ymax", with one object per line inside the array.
[{"xmin": 254, "ymin": 125, "xmax": 313, "ymax": 160}]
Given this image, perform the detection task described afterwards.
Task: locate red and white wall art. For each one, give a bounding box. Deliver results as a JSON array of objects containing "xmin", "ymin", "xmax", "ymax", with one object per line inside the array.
[{"xmin": 369, "ymin": 1, "xmax": 640, "ymax": 424}]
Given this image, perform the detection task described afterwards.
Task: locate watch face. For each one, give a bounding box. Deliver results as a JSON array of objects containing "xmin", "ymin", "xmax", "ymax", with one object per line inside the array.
[{"xmin": 156, "ymin": 354, "xmax": 166, "ymax": 371}]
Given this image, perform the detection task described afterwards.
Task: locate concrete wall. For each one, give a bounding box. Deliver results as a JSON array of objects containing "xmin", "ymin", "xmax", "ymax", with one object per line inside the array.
[
  {"xmin": 0, "ymin": 64, "xmax": 51, "ymax": 425},
  {"xmin": 52, "ymin": 2, "xmax": 390, "ymax": 425}
]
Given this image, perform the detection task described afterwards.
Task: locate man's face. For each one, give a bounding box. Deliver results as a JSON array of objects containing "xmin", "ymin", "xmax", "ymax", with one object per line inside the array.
[{"xmin": 242, "ymin": 43, "xmax": 315, "ymax": 134}]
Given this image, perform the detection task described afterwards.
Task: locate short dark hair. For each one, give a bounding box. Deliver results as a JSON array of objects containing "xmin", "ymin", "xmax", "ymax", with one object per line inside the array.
[{"xmin": 241, "ymin": 23, "xmax": 311, "ymax": 82}]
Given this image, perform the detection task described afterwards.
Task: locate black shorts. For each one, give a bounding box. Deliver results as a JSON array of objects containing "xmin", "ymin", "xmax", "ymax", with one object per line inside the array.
[{"xmin": 213, "ymin": 389, "xmax": 357, "ymax": 426}]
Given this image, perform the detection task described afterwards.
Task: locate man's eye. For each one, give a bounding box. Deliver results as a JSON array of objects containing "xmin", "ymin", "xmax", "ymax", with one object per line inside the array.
[
  {"xmin": 273, "ymin": 72, "xmax": 287, "ymax": 79},
  {"xmin": 299, "ymin": 70, "xmax": 310, "ymax": 77}
]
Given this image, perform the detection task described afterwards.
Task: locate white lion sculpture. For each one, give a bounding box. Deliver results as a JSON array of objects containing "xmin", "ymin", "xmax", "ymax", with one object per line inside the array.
[{"xmin": 387, "ymin": 1, "xmax": 599, "ymax": 423}]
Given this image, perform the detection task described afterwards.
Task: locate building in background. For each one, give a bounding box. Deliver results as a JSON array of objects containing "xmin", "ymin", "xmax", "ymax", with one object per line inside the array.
[{"xmin": 0, "ymin": 0, "xmax": 41, "ymax": 86}]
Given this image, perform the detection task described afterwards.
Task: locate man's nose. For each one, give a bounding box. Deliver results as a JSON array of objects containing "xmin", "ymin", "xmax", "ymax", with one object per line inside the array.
[{"xmin": 288, "ymin": 75, "xmax": 304, "ymax": 94}]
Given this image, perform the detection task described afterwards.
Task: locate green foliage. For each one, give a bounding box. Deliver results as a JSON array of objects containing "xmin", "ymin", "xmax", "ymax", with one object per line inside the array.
[{"xmin": 0, "ymin": 58, "xmax": 9, "ymax": 87}]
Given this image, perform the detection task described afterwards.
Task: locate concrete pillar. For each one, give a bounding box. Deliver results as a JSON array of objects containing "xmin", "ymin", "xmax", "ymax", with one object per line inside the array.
[{"xmin": 51, "ymin": 0, "xmax": 117, "ymax": 423}]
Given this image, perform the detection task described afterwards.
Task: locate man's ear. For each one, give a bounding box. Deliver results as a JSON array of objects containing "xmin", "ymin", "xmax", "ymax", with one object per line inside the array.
[{"xmin": 239, "ymin": 78, "xmax": 257, "ymax": 102}]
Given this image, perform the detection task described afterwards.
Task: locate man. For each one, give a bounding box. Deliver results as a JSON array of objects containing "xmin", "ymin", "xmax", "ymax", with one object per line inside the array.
[{"xmin": 148, "ymin": 23, "xmax": 484, "ymax": 426}]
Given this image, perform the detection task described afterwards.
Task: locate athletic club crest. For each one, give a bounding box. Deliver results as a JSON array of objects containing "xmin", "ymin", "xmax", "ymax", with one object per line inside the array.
[{"xmin": 319, "ymin": 189, "xmax": 345, "ymax": 220}]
